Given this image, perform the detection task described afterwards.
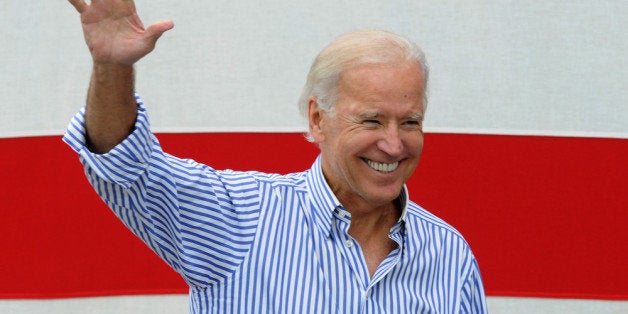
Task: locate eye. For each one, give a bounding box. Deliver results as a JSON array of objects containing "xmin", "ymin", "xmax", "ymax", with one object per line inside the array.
[
  {"xmin": 363, "ymin": 119, "xmax": 381, "ymax": 126},
  {"xmin": 402, "ymin": 120, "xmax": 422, "ymax": 129}
]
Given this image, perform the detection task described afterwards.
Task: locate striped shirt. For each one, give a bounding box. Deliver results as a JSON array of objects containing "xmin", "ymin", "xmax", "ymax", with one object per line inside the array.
[{"xmin": 64, "ymin": 96, "xmax": 487, "ymax": 313}]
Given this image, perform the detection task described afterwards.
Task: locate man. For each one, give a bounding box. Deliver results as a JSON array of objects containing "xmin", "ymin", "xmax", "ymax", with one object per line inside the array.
[{"xmin": 65, "ymin": 0, "xmax": 487, "ymax": 313}]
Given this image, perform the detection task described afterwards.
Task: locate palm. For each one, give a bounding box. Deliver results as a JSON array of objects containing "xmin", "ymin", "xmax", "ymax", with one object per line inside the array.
[{"xmin": 69, "ymin": 0, "xmax": 173, "ymax": 65}]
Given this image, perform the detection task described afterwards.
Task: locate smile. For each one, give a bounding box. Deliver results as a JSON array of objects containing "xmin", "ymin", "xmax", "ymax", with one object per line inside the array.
[{"xmin": 366, "ymin": 159, "xmax": 399, "ymax": 173}]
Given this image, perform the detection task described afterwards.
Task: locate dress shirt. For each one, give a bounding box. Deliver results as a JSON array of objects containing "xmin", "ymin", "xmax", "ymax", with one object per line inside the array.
[{"xmin": 64, "ymin": 96, "xmax": 487, "ymax": 313}]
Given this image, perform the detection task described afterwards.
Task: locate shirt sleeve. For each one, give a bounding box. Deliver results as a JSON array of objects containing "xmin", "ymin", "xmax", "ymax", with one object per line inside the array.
[
  {"xmin": 62, "ymin": 95, "xmax": 262, "ymax": 288},
  {"xmin": 459, "ymin": 256, "xmax": 488, "ymax": 314},
  {"xmin": 63, "ymin": 94, "xmax": 154, "ymax": 188}
]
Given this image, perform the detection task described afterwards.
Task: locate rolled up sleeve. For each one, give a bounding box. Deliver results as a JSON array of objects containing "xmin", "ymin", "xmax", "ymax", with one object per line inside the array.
[{"xmin": 63, "ymin": 94, "xmax": 154, "ymax": 188}]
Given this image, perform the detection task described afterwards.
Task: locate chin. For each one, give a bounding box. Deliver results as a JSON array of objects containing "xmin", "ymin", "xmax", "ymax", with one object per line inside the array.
[{"xmin": 366, "ymin": 186, "xmax": 404, "ymax": 204}]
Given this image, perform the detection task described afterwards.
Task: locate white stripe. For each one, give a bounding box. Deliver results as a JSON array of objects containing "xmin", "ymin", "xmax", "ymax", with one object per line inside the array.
[
  {"xmin": 151, "ymin": 126, "xmax": 628, "ymax": 140},
  {"xmin": 2, "ymin": 1, "xmax": 627, "ymax": 139},
  {"xmin": 2, "ymin": 296, "xmax": 626, "ymax": 314},
  {"xmin": 423, "ymin": 127, "xmax": 628, "ymax": 140},
  {"xmin": 8, "ymin": 126, "xmax": 628, "ymax": 140},
  {"xmin": 0, "ymin": 130, "xmax": 72, "ymax": 139}
]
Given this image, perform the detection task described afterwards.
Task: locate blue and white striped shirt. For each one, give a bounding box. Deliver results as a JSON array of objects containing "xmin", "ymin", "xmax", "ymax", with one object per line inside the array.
[{"xmin": 64, "ymin": 97, "xmax": 487, "ymax": 313}]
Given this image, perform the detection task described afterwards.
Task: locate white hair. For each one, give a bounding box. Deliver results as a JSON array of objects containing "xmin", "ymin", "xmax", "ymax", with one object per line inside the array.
[{"xmin": 297, "ymin": 29, "xmax": 429, "ymax": 141}]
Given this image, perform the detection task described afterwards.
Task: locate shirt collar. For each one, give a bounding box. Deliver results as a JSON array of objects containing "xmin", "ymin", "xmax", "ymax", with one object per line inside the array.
[
  {"xmin": 306, "ymin": 155, "xmax": 409, "ymax": 236},
  {"xmin": 306, "ymin": 156, "xmax": 341, "ymax": 237},
  {"xmin": 398, "ymin": 184, "xmax": 409, "ymax": 222}
]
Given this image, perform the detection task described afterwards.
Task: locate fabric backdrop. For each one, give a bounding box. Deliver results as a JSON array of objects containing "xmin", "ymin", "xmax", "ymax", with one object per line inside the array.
[{"xmin": 1, "ymin": 1, "xmax": 626, "ymax": 313}]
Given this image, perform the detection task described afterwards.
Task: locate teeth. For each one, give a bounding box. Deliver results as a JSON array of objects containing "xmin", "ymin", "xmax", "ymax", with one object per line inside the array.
[{"xmin": 366, "ymin": 159, "xmax": 399, "ymax": 173}]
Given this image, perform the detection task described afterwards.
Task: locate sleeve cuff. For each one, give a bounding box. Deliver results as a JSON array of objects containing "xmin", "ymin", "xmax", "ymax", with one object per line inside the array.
[{"xmin": 62, "ymin": 94, "xmax": 156, "ymax": 188}]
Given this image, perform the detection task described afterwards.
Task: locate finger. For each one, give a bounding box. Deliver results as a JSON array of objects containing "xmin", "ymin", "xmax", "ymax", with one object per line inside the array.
[{"xmin": 68, "ymin": 0, "xmax": 88, "ymax": 13}]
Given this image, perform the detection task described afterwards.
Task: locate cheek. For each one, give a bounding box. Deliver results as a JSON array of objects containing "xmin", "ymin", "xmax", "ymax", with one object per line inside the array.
[
  {"xmin": 405, "ymin": 135, "xmax": 424, "ymax": 156},
  {"xmin": 338, "ymin": 129, "xmax": 375, "ymax": 148}
]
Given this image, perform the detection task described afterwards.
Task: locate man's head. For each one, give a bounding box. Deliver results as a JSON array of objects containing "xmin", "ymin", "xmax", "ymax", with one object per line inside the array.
[
  {"xmin": 298, "ymin": 29, "xmax": 429, "ymax": 140},
  {"xmin": 302, "ymin": 30, "xmax": 429, "ymax": 210}
]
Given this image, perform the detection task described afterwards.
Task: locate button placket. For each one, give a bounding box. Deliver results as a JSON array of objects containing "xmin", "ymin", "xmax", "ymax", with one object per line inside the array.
[{"xmin": 332, "ymin": 209, "xmax": 370, "ymax": 288}]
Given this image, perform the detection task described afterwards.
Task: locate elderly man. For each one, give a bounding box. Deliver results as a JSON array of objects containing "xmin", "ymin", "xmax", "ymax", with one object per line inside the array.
[{"xmin": 66, "ymin": 0, "xmax": 487, "ymax": 313}]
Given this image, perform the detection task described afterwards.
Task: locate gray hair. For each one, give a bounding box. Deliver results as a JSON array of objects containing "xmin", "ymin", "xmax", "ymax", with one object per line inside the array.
[{"xmin": 297, "ymin": 29, "xmax": 429, "ymax": 141}]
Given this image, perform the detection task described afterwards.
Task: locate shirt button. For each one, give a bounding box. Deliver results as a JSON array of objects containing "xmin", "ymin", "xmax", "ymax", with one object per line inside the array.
[{"xmin": 344, "ymin": 240, "xmax": 353, "ymax": 248}]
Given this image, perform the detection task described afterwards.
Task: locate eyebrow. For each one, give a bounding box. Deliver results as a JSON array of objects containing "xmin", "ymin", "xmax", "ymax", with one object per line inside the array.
[
  {"xmin": 357, "ymin": 112, "xmax": 424, "ymax": 120},
  {"xmin": 358, "ymin": 112, "xmax": 380, "ymax": 119},
  {"xmin": 408, "ymin": 113, "xmax": 424, "ymax": 121}
]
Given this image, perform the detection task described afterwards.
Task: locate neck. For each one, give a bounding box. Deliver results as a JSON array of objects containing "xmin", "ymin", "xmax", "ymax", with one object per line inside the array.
[{"xmin": 347, "ymin": 201, "xmax": 400, "ymax": 238}]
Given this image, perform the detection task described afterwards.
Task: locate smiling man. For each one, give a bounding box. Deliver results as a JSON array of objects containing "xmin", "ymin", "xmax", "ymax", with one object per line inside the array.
[
  {"xmin": 307, "ymin": 57, "xmax": 427, "ymax": 277},
  {"xmin": 65, "ymin": 0, "xmax": 487, "ymax": 313}
]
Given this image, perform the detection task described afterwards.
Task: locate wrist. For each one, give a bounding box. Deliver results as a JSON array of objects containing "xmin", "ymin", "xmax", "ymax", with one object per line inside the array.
[{"xmin": 92, "ymin": 62, "xmax": 134, "ymax": 75}]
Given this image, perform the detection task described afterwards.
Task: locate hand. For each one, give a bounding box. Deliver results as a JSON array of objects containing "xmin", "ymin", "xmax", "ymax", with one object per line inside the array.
[{"xmin": 68, "ymin": 0, "xmax": 174, "ymax": 65}]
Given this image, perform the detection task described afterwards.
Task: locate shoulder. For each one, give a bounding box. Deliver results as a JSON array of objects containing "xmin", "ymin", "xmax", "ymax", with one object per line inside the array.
[
  {"xmin": 405, "ymin": 201, "xmax": 471, "ymax": 246},
  {"xmin": 253, "ymin": 170, "xmax": 308, "ymax": 193},
  {"xmin": 216, "ymin": 168, "xmax": 308, "ymax": 191}
]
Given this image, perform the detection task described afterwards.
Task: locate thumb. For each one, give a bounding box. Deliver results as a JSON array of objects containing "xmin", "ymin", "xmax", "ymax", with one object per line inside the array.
[{"xmin": 145, "ymin": 20, "xmax": 175, "ymax": 42}]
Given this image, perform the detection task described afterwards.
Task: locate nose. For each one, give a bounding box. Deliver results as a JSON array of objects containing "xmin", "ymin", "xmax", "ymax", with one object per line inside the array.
[{"xmin": 378, "ymin": 126, "xmax": 404, "ymax": 157}]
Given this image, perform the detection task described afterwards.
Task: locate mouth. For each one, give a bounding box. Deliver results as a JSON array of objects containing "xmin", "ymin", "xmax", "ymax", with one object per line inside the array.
[{"xmin": 365, "ymin": 159, "xmax": 399, "ymax": 173}]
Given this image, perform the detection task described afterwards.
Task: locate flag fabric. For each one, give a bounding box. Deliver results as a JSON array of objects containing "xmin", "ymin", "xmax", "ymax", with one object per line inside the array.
[{"xmin": 1, "ymin": 1, "xmax": 626, "ymax": 313}]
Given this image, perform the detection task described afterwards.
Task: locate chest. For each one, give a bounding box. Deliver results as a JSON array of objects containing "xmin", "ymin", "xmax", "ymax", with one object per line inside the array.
[{"xmin": 190, "ymin": 191, "xmax": 462, "ymax": 313}]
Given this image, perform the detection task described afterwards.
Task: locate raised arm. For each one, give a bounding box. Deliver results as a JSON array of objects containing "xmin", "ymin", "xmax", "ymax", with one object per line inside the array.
[{"xmin": 68, "ymin": 0, "xmax": 174, "ymax": 153}]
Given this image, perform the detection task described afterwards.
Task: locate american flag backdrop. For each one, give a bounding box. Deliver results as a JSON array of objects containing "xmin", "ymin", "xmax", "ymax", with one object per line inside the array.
[{"xmin": 1, "ymin": 1, "xmax": 626, "ymax": 313}]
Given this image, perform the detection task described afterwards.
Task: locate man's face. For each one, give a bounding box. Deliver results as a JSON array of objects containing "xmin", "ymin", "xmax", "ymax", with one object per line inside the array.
[{"xmin": 309, "ymin": 61, "xmax": 425, "ymax": 210}]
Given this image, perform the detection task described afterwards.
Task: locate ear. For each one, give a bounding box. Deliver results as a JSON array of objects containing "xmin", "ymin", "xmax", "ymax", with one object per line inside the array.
[{"xmin": 308, "ymin": 96, "xmax": 325, "ymax": 143}]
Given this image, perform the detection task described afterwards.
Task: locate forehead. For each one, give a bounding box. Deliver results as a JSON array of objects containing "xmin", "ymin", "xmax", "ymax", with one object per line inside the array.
[
  {"xmin": 335, "ymin": 61, "xmax": 425, "ymax": 111},
  {"xmin": 339, "ymin": 61, "xmax": 423, "ymax": 92}
]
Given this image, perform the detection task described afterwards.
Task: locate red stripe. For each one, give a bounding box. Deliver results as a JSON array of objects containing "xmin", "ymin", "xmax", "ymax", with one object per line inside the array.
[{"xmin": 1, "ymin": 133, "xmax": 626, "ymax": 299}]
